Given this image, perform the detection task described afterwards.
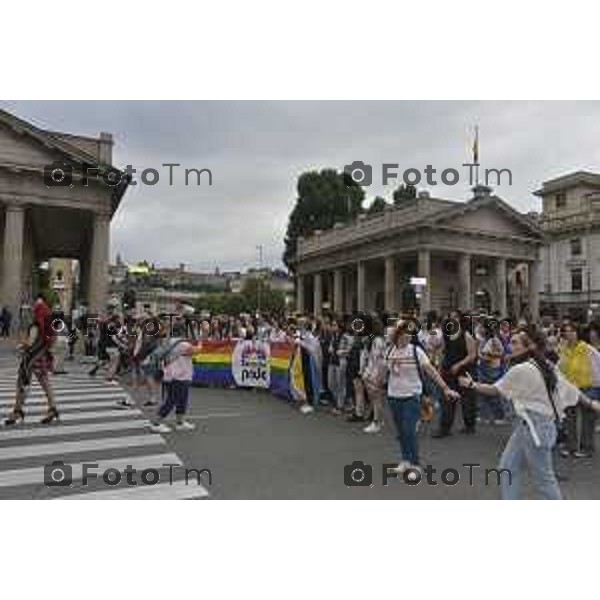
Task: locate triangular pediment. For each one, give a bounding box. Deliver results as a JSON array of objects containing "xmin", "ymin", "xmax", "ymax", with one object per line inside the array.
[
  {"xmin": 0, "ymin": 120, "xmax": 68, "ymax": 170},
  {"xmin": 428, "ymin": 196, "xmax": 542, "ymax": 239},
  {"xmin": 0, "ymin": 109, "xmax": 102, "ymax": 171}
]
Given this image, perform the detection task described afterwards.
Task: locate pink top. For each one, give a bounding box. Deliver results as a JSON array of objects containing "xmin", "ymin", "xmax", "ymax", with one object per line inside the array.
[{"xmin": 162, "ymin": 339, "xmax": 194, "ymax": 382}]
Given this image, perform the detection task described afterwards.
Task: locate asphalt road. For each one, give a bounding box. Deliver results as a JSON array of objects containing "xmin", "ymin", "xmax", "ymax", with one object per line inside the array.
[{"xmin": 139, "ymin": 382, "xmax": 600, "ymax": 499}]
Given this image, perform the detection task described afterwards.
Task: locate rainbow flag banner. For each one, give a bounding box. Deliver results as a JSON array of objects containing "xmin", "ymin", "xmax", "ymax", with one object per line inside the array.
[{"xmin": 192, "ymin": 340, "xmax": 296, "ymax": 399}]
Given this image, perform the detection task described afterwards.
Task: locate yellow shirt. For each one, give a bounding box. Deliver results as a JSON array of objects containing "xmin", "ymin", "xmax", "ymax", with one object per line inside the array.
[{"xmin": 559, "ymin": 341, "xmax": 593, "ymax": 390}]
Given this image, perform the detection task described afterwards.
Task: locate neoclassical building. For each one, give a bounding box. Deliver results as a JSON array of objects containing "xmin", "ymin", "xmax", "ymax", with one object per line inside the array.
[
  {"xmin": 537, "ymin": 171, "xmax": 600, "ymax": 321},
  {"xmin": 0, "ymin": 109, "xmax": 129, "ymax": 317},
  {"xmin": 293, "ymin": 185, "xmax": 543, "ymax": 319}
]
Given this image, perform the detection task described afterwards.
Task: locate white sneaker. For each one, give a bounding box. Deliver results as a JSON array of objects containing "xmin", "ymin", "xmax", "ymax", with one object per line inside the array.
[
  {"xmin": 363, "ymin": 421, "xmax": 382, "ymax": 434},
  {"xmin": 175, "ymin": 420, "xmax": 196, "ymax": 432},
  {"xmin": 148, "ymin": 422, "xmax": 172, "ymax": 434},
  {"xmin": 493, "ymin": 419, "xmax": 508, "ymax": 426},
  {"xmin": 389, "ymin": 461, "xmax": 410, "ymax": 474},
  {"xmin": 299, "ymin": 404, "xmax": 314, "ymax": 415}
]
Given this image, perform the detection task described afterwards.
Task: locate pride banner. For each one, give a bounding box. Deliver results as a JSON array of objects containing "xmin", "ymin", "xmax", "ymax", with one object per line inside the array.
[{"xmin": 192, "ymin": 340, "xmax": 298, "ymax": 399}]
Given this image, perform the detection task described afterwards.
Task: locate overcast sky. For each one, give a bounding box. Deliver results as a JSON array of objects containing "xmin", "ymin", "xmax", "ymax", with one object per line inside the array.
[{"xmin": 2, "ymin": 100, "xmax": 600, "ymax": 272}]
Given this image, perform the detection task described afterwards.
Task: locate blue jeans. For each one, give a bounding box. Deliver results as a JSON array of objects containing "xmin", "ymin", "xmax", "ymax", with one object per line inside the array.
[
  {"xmin": 388, "ymin": 395, "xmax": 421, "ymax": 464},
  {"xmin": 158, "ymin": 380, "xmax": 190, "ymax": 419},
  {"xmin": 498, "ymin": 412, "xmax": 561, "ymax": 500},
  {"xmin": 478, "ymin": 363, "xmax": 506, "ymax": 421}
]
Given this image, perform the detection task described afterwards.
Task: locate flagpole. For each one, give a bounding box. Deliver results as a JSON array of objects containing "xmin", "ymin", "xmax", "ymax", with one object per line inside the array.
[{"xmin": 474, "ymin": 125, "xmax": 480, "ymax": 186}]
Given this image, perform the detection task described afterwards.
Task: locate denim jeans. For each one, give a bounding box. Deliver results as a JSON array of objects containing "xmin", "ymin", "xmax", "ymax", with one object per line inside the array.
[
  {"xmin": 478, "ymin": 363, "xmax": 506, "ymax": 421},
  {"xmin": 388, "ymin": 394, "xmax": 421, "ymax": 464},
  {"xmin": 158, "ymin": 380, "xmax": 190, "ymax": 419},
  {"xmin": 498, "ymin": 412, "xmax": 561, "ymax": 500}
]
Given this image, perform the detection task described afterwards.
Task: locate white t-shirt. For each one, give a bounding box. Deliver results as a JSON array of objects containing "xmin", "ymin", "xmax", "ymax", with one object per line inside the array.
[
  {"xmin": 493, "ymin": 361, "xmax": 579, "ymax": 419},
  {"xmin": 387, "ymin": 344, "xmax": 430, "ymax": 398}
]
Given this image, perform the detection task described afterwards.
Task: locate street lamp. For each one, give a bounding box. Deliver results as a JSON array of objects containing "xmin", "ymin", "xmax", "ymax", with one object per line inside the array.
[{"xmin": 256, "ymin": 244, "xmax": 264, "ymax": 314}]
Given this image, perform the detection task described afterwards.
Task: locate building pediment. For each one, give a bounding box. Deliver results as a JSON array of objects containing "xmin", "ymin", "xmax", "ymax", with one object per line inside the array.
[
  {"xmin": 425, "ymin": 195, "xmax": 543, "ymax": 240},
  {"xmin": 0, "ymin": 119, "xmax": 70, "ymax": 171}
]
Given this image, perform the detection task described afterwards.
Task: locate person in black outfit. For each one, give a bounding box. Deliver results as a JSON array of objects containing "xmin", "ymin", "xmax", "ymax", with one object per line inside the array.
[
  {"xmin": 1, "ymin": 306, "xmax": 12, "ymax": 338},
  {"xmin": 318, "ymin": 319, "xmax": 333, "ymax": 405},
  {"xmin": 433, "ymin": 311, "xmax": 478, "ymax": 437}
]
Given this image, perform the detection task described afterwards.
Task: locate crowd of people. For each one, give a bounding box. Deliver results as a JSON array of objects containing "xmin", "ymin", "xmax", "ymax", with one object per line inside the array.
[{"xmin": 3, "ymin": 295, "xmax": 600, "ymax": 499}]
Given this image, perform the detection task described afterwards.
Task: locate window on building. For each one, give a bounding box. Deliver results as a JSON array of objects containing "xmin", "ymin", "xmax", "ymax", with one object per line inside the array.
[
  {"xmin": 570, "ymin": 238, "xmax": 582, "ymax": 256},
  {"xmin": 555, "ymin": 192, "xmax": 567, "ymax": 209},
  {"xmin": 571, "ymin": 268, "xmax": 583, "ymax": 292}
]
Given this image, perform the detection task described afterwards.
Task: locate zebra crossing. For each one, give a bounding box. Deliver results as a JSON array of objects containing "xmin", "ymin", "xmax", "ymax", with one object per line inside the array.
[{"xmin": 0, "ymin": 370, "xmax": 210, "ymax": 499}]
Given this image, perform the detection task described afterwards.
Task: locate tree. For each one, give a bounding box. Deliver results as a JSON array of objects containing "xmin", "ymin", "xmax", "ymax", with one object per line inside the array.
[
  {"xmin": 241, "ymin": 278, "xmax": 286, "ymax": 314},
  {"xmin": 367, "ymin": 196, "xmax": 387, "ymax": 215},
  {"xmin": 392, "ymin": 183, "xmax": 417, "ymax": 205},
  {"xmin": 283, "ymin": 169, "xmax": 365, "ymax": 270}
]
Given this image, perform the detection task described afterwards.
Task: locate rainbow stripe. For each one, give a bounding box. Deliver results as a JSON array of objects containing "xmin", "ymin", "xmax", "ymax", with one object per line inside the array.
[{"xmin": 192, "ymin": 340, "xmax": 295, "ymax": 398}]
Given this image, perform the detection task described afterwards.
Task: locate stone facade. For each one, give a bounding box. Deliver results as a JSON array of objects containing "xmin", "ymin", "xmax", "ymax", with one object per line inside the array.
[
  {"xmin": 293, "ymin": 186, "xmax": 544, "ymax": 319},
  {"xmin": 537, "ymin": 171, "xmax": 600, "ymax": 320},
  {"xmin": 0, "ymin": 109, "xmax": 129, "ymax": 317}
]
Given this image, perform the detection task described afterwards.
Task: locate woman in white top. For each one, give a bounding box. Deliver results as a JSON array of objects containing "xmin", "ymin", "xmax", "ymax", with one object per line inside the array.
[
  {"xmin": 387, "ymin": 321, "xmax": 460, "ymax": 474},
  {"xmin": 459, "ymin": 327, "xmax": 600, "ymax": 500}
]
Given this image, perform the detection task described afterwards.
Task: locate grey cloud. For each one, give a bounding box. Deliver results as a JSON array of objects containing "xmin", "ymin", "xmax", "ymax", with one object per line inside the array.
[{"xmin": 2, "ymin": 100, "xmax": 600, "ymax": 271}]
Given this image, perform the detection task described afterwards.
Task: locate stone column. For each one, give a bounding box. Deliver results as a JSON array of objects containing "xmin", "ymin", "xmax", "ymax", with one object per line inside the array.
[
  {"xmin": 418, "ymin": 249, "xmax": 431, "ymax": 315},
  {"xmin": 87, "ymin": 213, "xmax": 110, "ymax": 314},
  {"xmin": 458, "ymin": 253, "xmax": 472, "ymax": 310},
  {"xmin": 1, "ymin": 203, "xmax": 25, "ymax": 319},
  {"xmin": 495, "ymin": 257, "xmax": 508, "ymax": 317},
  {"xmin": 357, "ymin": 261, "xmax": 366, "ymax": 312},
  {"xmin": 384, "ymin": 255, "xmax": 396, "ymax": 313},
  {"xmin": 313, "ymin": 273, "xmax": 323, "ymax": 318},
  {"xmin": 333, "ymin": 269, "xmax": 343, "ymax": 314},
  {"xmin": 296, "ymin": 274, "xmax": 305, "ymax": 314},
  {"xmin": 529, "ymin": 258, "xmax": 541, "ymax": 322}
]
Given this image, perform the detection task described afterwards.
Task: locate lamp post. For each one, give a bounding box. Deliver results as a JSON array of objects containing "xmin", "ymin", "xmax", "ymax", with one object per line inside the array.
[{"xmin": 256, "ymin": 244, "xmax": 264, "ymax": 314}]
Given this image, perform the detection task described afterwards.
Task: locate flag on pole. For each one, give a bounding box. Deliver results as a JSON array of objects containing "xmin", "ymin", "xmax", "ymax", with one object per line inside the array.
[{"xmin": 472, "ymin": 125, "xmax": 479, "ymax": 164}]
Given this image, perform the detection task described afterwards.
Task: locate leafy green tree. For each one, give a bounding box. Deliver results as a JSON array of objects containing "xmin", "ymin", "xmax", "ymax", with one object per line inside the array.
[
  {"xmin": 367, "ymin": 196, "xmax": 387, "ymax": 215},
  {"xmin": 392, "ymin": 183, "xmax": 417, "ymax": 205},
  {"xmin": 283, "ymin": 169, "xmax": 365, "ymax": 269}
]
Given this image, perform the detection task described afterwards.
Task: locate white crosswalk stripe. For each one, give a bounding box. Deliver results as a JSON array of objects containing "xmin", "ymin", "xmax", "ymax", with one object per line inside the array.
[{"xmin": 0, "ymin": 370, "xmax": 209, "ymax": 500}]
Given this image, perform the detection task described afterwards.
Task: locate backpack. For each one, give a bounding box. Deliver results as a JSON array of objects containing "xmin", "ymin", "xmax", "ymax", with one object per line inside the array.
[{"xmin": 151, "ymin": 339, "xmax": 187, "ymax": 381}]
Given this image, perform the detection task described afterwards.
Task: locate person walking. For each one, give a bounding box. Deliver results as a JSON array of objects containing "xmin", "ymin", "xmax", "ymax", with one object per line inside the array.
[
  {"xmin": 0, "ymin": 306, "xmax": 11, "ymax": 338},
  {"xmin": 5, "ymin": 294, "xmax": 59, "ymax": 426},
  {"xmin": 148, "ymin": 323, "xmax": 196, "ymax": 433},
  {"xmin": 387, "ymin": 321, "xmax": 460, "ymax": 474},
  {"xmin": 133, "ymin": 315, "xmax": 162, "ymax": 406},
  {"xmin": 459, "ymin": 327, "xmax": 600, "ymax": 500}
]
